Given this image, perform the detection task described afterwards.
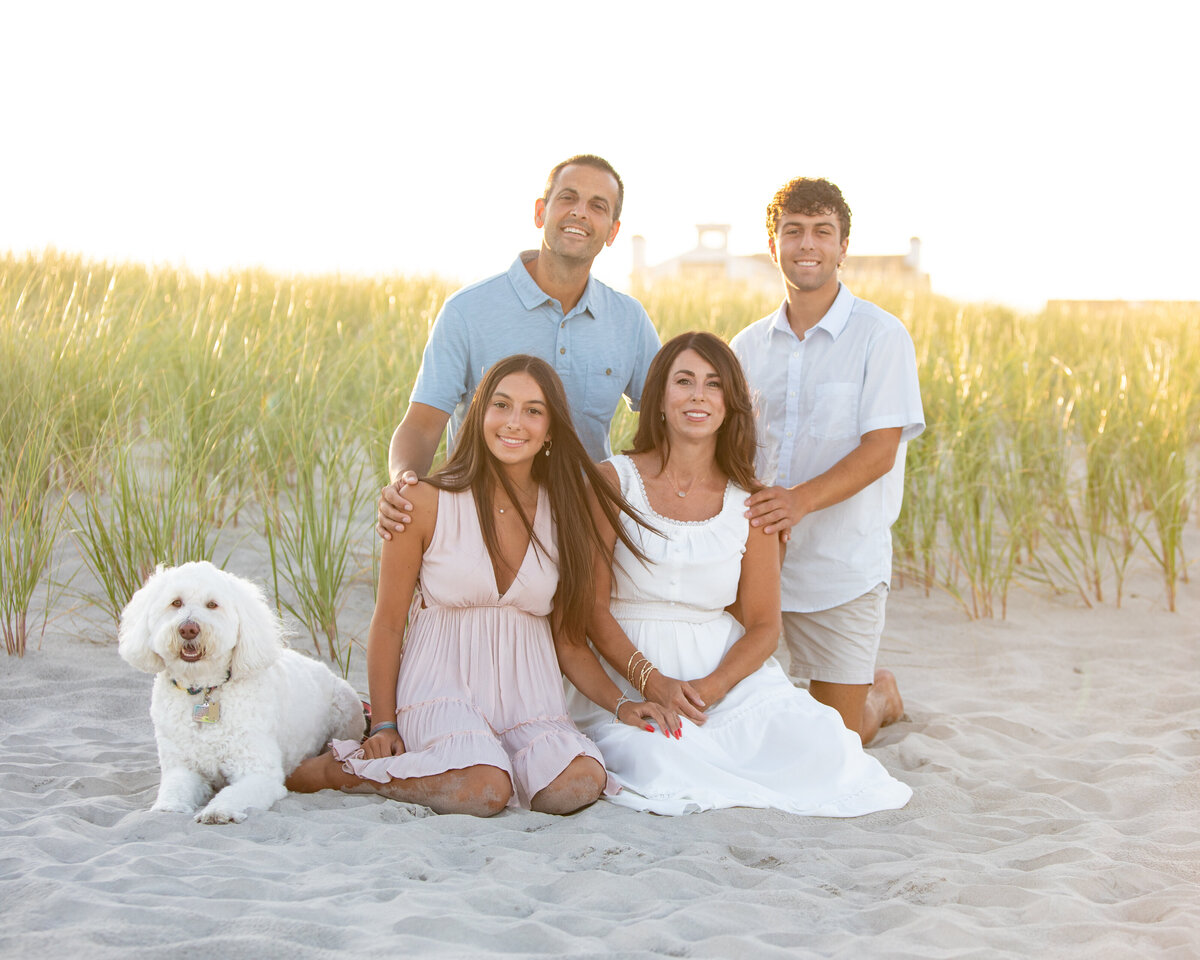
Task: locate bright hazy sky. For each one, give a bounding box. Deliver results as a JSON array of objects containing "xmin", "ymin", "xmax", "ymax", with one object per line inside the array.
[{"xmin": 3, "ymin": 2, "xmax": 1197, "ymax": 309}]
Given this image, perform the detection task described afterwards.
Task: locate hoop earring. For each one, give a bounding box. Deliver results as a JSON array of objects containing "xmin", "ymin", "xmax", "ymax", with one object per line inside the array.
[{"xmin": 543, "ymin": 438, "xmax": 553, "ymax": 456}]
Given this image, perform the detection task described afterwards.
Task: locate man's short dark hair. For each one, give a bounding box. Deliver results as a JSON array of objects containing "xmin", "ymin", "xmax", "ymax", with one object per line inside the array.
[
  {"xmin": 543, "ymin": 154, "xmax": 624, "ymax": 222},
  {"xmin": 766, "ymin": 177, "xmax": 851, "ymax": 244}
]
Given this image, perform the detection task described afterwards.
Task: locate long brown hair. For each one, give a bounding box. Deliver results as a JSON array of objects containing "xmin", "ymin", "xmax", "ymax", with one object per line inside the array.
[
  {"xmin": 427, "ymin": 355, "xmax": 651, "ymax": 643},
  {"xmin": 628, "ymin": 331, "xmax": 760, "ymax": 492}
]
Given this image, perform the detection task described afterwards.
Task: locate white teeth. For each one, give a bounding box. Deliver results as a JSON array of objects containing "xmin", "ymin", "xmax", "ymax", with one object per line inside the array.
[{"xmin": 684, "ymin": 411, "xmax": 708, "ymax": 420}]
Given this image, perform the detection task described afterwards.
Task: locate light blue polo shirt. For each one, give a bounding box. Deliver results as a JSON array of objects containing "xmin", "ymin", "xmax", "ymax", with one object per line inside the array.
[{"xmin": 410, "ymin": 251, "xmax": 661, "ymax": 461}]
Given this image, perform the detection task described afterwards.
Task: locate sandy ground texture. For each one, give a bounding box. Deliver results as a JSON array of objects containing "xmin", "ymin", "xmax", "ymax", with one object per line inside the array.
[{"xmin": 2, "ymin": 528, "xmax": 1199, "ymax": 959}]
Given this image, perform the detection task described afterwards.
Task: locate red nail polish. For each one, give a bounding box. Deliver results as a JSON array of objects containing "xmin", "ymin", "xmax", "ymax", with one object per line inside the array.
[
  {"xmin": 643, "ymin": 725, "xmax": 654, "ymax": 732},
  {"xmin": 674, "ymin": 729, "xmax": 682, "ymax": 739}
]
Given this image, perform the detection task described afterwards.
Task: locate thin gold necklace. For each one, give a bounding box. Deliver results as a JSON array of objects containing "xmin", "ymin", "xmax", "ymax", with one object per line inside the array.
[
  {"xmin": 496, "ymin": 481, "xmax": 538, "ymax": 514},
  {"xmin": 663, "ymin": 465, "xmax": 708, "ymax": 499}
]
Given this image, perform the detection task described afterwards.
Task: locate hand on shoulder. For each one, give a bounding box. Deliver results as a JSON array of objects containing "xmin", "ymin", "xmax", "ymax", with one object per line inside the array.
[
  {"xmin": 377, "ymin": 470, "xmax": 420, "ymax": 540},
  {"xmin": 379, "ymin": 478, "xmax": 439, "ymax": 548}
]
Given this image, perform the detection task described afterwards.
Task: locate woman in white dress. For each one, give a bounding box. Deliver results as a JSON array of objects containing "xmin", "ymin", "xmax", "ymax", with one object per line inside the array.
[{"xmin": 561, "ymin": 332, "xmax": 912, "ymax": 816}]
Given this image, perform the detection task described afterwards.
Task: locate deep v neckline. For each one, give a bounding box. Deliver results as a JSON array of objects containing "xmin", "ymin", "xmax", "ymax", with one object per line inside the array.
[{"xmin": 482, "ymin": 486, "xmax": 542, "ymax": 600}]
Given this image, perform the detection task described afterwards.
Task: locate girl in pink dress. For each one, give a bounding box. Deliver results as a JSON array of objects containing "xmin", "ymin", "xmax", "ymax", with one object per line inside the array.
[{"xmin": 287, "ymin": 355, "xmax": 667, "ymax": 815}]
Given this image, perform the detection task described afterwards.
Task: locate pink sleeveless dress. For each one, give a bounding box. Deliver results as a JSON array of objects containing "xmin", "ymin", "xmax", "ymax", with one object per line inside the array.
[{"xmin": 331, "ymin": 486, "xmax": 613, "ymax": 808}]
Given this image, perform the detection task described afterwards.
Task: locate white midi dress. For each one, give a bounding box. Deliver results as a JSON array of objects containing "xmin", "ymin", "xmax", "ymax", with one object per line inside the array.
[{"xmin": 567, "ymin": 455, "xmax": 912, "ymax": 816}]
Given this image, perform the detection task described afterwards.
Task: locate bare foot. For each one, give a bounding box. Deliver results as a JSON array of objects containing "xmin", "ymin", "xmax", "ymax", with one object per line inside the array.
[
  {"xmin": 869, "ymin": 668, "xmax": 904, "ymax": 727},
  {"xmin": 285, "ymin": 751, "xmax": 343, "ymax": 793}
]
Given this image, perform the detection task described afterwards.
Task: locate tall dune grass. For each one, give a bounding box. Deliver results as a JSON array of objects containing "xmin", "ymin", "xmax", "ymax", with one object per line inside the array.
[{"xmin": 1, "ymin": 252, "xmax": 1196, "ymax": 665}]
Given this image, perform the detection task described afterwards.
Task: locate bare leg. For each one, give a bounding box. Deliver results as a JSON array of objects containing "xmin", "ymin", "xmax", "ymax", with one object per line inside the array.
[
  {"xmin": 809, "ymin": 669, "xmax": 903, "ymax": 747},
  {"xmin": 529, "ymin": 756, "xmax": 606, "ymax": 815},
  {"xmin": 286, "ymin": 751, "xmax": 513, "ymax": 817}
]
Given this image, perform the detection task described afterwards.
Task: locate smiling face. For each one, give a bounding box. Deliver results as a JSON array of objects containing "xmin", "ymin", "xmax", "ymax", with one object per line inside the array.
[
  {"xmin": 661, "ymin": 348, "xmax": 726, "ymax": 442},
  {"xmin": 140, "ymin": 564, "xmax": 243, "ymax": 682},
  {"xmin": 770, "ymin": 209, "xmax": 848, "ymax": 297},
  {"xmin": 483, "ymin": 371, "xmax": 551, "ymax": 470},
  {"xmin": 534, "ymin": 163, "xmax": 621, "ymax": 265}
]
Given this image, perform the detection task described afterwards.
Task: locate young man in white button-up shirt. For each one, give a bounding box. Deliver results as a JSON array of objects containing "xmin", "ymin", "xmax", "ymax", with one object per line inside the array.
[{"xmin": 730, "ymin": 178, "xmax": 924, "ymax": 746}]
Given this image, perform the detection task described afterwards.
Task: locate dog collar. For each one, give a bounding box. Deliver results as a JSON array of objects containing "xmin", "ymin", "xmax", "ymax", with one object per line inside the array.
[{"xmin": 170, "ymin": 670, "xmax": 232, "ymax": 696}]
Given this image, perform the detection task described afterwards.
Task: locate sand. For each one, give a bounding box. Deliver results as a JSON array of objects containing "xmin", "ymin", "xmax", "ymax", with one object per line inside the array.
[{"xmin": 2, "ymin": 523, "xmax": 1198, "ymax": 959}]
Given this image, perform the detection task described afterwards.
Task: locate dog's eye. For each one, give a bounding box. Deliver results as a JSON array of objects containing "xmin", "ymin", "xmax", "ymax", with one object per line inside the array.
[
  {"xmin": 171, "ymin": 599, "xmax": 183, "ymax": 608},
  {"xmin": 206, "ymin": 601, "xmax": 219, "ymax": 609}
]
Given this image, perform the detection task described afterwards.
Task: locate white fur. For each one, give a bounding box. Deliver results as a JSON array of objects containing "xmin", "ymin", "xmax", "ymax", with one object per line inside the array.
[{"xmin": 118, "ymin": 561, "xmax": 364, "ymax": 824}]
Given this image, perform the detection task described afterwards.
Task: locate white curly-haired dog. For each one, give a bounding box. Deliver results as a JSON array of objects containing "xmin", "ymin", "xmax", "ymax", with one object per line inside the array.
[{"xmin": 118, "ymin": 561, "xmax": 365, "ymax": 824}]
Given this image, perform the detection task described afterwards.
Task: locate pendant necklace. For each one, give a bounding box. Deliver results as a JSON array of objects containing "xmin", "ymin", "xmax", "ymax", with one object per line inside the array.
[
  {"xmin": 497, "ymin": 481, "xmax": 538, "ymax": 514},
  {"xmin": 664, "ymin": 466, "xmax": 708, "ymax": 499}
]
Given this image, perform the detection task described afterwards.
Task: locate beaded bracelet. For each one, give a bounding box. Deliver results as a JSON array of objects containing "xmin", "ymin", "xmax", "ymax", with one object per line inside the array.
[{"xmin": 369, "ymin": 721, "xmax": 398, "ymax": 736}]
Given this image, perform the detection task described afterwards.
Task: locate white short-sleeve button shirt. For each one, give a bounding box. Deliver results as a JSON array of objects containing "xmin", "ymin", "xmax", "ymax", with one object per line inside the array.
[{"xmin": 730, "ymin": 284, "xmax": 925, "ymax": 612}]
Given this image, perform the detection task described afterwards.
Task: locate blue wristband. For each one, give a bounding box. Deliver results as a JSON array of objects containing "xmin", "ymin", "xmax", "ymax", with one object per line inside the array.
[{"xmin": 369, "ymin": 721, "xmax": 398, "ymax": 736}]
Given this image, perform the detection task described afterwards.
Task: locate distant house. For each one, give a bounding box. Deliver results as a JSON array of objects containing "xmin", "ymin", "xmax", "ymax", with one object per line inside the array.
[{"xmin": 632, "ymin": 225, "xmax": 930, "ymax": 294}]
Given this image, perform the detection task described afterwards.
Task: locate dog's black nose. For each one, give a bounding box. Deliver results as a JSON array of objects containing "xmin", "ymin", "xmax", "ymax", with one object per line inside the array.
[{"xmin": 178, "ymin": 620, "xmax": 200, "ymax": 641}]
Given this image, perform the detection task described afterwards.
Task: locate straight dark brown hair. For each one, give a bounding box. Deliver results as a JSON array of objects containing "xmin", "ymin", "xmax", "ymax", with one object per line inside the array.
[
  {"xmin": 427, "ymin": 354, "xmax": 652, "ymax": 643},
  {"xmin": 628, "ymin": 331, "xmax": 761, "ymax": 493}
]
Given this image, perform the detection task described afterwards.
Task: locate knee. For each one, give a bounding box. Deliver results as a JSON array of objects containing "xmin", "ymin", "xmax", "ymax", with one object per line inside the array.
[
  {"xmin": 531, "ymin": 757, "xmax": 606, "ymax": 815},
  {"xmin": 459, "ymin": 766, "xmax": 513, "ymax": 817}
]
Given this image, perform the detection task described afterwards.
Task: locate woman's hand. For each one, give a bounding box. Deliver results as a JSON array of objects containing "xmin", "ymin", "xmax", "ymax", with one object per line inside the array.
[
  {"xmin": 361, "ymin": 728, "xmax": 406, "ymax": 759},
  {"xmin": 643, "ymin": 671, "xmax": 707, "ymax": 727},
  {"xmin": 616, "ymin": 698, "xmax": 679, "ymax": 738}
]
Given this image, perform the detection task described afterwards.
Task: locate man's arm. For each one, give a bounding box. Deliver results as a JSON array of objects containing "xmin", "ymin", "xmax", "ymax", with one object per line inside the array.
[
  {"xmin": 623, "ymin": 308, "xmax": 662, "ymax": 411},
  {"xmin": 377, "ymin": 402, "xmax": 450, "ymax": 540},
  {"xmin": 744, "ymin": 426, "xmax": 902, "ymax": 536},
  {"xmin": 388, "ymin": 402, "xmax": 450, "ymax": 481}
]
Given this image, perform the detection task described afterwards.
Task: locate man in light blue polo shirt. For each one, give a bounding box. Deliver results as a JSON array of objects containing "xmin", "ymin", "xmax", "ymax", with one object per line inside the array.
[
  {"xmin": 731, "ymin": 177, "xmax": 924, "ymax": 747},
  {"xmin": 377, "ymin": 154, "xmax": 660, "ymax": 538}
]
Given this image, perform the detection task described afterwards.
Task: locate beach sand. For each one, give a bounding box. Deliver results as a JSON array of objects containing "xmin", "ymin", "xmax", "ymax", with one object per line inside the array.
[{"xmin": 2, "ymin": 524, "xmax": 1198, "ymax": 959}]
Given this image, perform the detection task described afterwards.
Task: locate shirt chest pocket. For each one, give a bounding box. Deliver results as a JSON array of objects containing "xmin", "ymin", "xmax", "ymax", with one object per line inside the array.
[
  {"xmin": 579, "ymin": 357, "xmax": 630, "ymax": 420},
  {"xmin": 808, "ymin": 382, "xmax": 860, "ymax": 439}
]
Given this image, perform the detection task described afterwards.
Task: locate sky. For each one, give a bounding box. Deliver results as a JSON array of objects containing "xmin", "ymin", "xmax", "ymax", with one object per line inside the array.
[{"xmin": 3, "ymin": 1, "xmax": 1198, "ymax": 310}]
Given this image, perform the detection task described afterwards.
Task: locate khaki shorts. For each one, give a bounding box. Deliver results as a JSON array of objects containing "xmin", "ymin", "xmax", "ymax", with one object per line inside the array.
[{"xmin": 781, "ymin": 583, "xmax": 888, "ymax": 685}]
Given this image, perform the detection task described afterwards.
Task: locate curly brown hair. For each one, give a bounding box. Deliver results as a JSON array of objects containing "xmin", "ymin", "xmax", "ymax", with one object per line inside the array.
[
  {"xmin": 766, "ymin": 177, "xmax": 851, "ymax": 244},
  {"xmin": 627, "ymin": 331, "xmax": 760, "ymax": 493},
  {"xmin": 543, "ymin": 154, "xmax": 624, "ymax": 222},
  {"xmin": 427, "ymin": 355, "xmax": 650, "ymax": 644}
]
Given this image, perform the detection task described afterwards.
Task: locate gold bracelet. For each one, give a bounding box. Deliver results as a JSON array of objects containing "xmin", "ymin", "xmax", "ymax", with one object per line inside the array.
[
  {"xmin": 626, "ymin": 651, "xmax": 647, "ymax": 685},
  {"xmin": 637, "ymin": 660, "xmax": 656, "ymax": 697}
]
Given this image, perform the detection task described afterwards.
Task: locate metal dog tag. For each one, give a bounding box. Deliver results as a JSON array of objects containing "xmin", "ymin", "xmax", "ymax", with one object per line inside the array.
[{"xmin": 193, "ymin": 699, "xmax": 220, "ymax": 724}]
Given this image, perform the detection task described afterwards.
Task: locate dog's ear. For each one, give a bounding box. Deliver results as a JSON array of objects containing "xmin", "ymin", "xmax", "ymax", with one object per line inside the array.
[
  {"xmin": 228, "ymin": 574, "xmax": 283, "ymax": 677},
  {"xmin": 117, "ymin": 569, "xmax": 168, "ymax": 674}
]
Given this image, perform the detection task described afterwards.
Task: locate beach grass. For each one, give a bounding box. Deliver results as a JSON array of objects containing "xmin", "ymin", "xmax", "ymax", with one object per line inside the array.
[{"xmin": 2, "ymin": 251, "xmax": 1197, "ymax": 657}]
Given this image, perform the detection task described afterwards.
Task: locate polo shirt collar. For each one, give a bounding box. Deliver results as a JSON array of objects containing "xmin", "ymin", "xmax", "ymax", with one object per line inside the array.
[
  {"xmin": 770, "ymin": 283, "xmax": 854, "ymax": 341},
  {"xmin": 508, "ymin": 251, "xmax": 596, "ymax": 317}
]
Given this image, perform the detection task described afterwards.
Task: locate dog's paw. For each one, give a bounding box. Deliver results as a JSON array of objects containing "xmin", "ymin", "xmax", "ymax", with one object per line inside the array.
[
  {"xmin": 151, "ymin": 800, "xmax": 198, "ymax": 815},
  {"xmin": 195, "ymin": 804, "xmax": 248, "ymax": 825}
]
